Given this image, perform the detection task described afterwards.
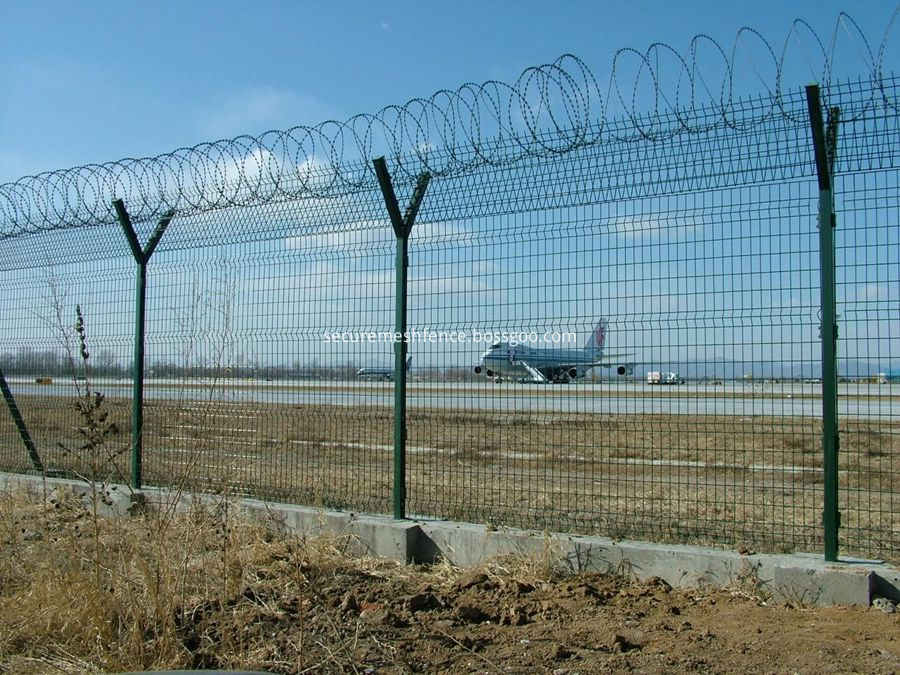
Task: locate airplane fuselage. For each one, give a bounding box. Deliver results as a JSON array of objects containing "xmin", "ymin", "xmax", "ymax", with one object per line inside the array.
[
  {"xmin": 356, "ymin": 356, "xmax": 412, "ymax": 381},
  {"xmin": 477, "ymin": 343, "xmax": 602, "ymax": 382},
  {"xmin": 355, "ymin": 368, "xmax": 394, "ymax": 381},
  {"xmin": 473, "ymin": 319, "xmax": 633, "ymax": 383}
]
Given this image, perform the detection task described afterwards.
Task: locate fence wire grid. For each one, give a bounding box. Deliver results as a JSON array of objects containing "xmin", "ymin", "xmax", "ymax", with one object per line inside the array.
[{"xmin": 0, "ymin": 17, "xmax": 898, "ymax": 562}]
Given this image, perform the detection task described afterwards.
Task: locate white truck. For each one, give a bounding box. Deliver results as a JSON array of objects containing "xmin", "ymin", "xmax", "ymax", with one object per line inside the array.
[{"xmin": 647, "ymin": 371, "xmax": 682, "ymax": 385}]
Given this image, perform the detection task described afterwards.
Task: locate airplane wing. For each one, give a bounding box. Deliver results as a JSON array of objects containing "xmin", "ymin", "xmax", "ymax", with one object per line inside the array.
[{"xmin": 518, "ymin": 360, "xmax": 550, "ymax": 384}]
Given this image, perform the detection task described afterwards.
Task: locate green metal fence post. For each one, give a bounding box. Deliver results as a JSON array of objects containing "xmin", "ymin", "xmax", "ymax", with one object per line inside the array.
[
  {"xmin": 805, "ymin": 84, "xmax": 841, "ymax": 562},
  {"xmin": 372, "ymin": 157, "xmax": 431, "ymax": 520},
  {"xmin": 0, "ymin": 367, "xmax": 45, "ymax": 473},
  {"xmin": 114, "ymin": 200, "xmax": 175, "ymax": 490}
]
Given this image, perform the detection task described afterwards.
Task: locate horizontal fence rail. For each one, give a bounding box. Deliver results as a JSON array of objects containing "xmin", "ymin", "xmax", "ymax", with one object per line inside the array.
[{"xmin": 0, "ymin": 17, "xmax": 897, "ymax": 563}]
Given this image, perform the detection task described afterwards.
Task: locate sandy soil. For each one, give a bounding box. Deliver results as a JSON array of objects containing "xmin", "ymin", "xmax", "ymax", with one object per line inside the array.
[{"xmin": 177, "ymin": 565, "xmax": 900, "ymax": 674}]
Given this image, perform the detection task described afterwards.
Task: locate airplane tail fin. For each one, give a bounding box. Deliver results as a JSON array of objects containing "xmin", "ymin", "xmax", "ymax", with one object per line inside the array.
[
  {"xmin": 584, "ymin": 319, "xmax": 607, "ymax": 354},
  {"xmin": 406, "ymin": 356, "xmax": 412, "ymax": 370}
]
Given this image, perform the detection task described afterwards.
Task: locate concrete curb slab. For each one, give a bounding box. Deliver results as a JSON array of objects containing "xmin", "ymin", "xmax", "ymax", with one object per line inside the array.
[{"xmin": 3, "ymin": 472, "xmax": 896, "ymax": 607}]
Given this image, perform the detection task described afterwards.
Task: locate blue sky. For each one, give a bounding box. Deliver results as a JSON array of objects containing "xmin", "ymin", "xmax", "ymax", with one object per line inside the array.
[{"xmin": 0, "ymin": 1, "xmax": 896, "ymax": 184}]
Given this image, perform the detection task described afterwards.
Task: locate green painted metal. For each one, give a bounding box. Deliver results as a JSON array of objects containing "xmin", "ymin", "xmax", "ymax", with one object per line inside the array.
[
  {"xmin": 806, "ymin": 84, "xmax": 841, "ymax": 562},
  {"xmin": 131, "ymin": 262, "xmax": 147, "ymax": 489},
  {"xmin": 392, "ymin": 236, "xmax": 409, "ymax": 519},
  {"xmin": 114, "ymin": 199, "xmax": 174, "ymax": 490},
  {"xmin": 373, "ymin": 157, "xmax": 431, "ymax": 520},
  {"xmin": 0, "ymin": 367, "xmax": 44, "ymax": 473}
]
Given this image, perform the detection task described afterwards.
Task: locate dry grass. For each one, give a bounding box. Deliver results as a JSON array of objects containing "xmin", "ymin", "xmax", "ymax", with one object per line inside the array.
[
  {"xmin": 2, "ymin": 484, "xmax": 899, "ymax": 675},
  {"xmin": 0, "ymin": 394, "xmax": 897, "ymax": 561},
  {"xmin": 0, "ymin": 484, "xmax": 383, "ymax": 672},
  {"xmin": 0, "ymin": 483, "xmax": 584, "ymax": 674}
]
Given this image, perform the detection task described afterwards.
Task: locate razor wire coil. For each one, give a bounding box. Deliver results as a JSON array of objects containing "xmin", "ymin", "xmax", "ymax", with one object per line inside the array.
[{"xmin": 0, "ymin": 11, "xmax": 896, "ymax": 237}]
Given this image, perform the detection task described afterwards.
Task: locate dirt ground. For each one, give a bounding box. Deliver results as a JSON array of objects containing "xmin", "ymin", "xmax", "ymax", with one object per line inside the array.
[
  {"xmin": 181, "ymin": 567, "xmax": 900, "ymax": 674},
  {"xmin": 1, "ymin": 485, "xmax": 898, "ymax": 674},
  {"xmin": 172, "ymin": 566, "xmax": 900, "ymax": 674}
]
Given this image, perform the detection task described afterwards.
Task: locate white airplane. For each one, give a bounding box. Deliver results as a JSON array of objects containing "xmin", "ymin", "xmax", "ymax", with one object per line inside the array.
[
  {"xmin": 473, "ymin": 319, "xmax": 634, "ymax": 383},
  {"xmin": 356, "ymin": 356, "xmax": 412, "ymax": 381}
]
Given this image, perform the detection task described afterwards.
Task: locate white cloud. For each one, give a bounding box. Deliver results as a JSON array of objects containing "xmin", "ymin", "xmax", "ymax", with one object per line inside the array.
[
  {"xmin": 163, "ymin": 149, "xmax": 338, "ymax": 214},
  {"xmin": 221, "ymin": 147, "xmax": 278, "ymax": 186},
  {"xmin": 606, "ymin": 214, "xmax": 704, "ymax": 240},
  {"xmin": 410, "ymin": 273, "xmax": 496, "ymax": 297},
  {"xmin": 284, "ymin": 219, "xmax": 473, "ymax": 251},
  {"xmin": 841, "ymin": 283, "xmax": 890, "ymax": 304},
  {"xmin": 199, "ymin": 85, "xmax": 333, "ymax": 139},
  {"xmin": 284, "ymin": 220, "xmax": 388, "ymax": 251}
]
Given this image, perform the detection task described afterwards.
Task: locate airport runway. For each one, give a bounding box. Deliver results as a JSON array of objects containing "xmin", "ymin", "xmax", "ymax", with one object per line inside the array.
[{"xmin": 7, "ymin": 378, "xmax": 900, "ymax": 419}]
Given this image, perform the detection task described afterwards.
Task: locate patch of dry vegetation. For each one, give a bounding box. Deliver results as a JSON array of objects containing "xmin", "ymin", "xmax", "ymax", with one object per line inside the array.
[
  {"xmin": 2, "ymin": 484, "xmax": 899, "ymax": 675},
  {"xmin": 0, "ymin": 483, "xmax": 391, "ymax": 672},
  {"xmin": 0, "ymin": 482, "xmax": 587, "ymax": 673}
]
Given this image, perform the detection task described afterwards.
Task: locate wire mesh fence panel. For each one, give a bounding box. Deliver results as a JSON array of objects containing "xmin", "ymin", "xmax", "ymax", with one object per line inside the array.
[
  {"xmin": 404, "ymin": 88, "xmax": 831, "ymax": 554},
  {"xmin": 833, "ymin": 81, "xmax": 900, "ymax": 560},
  {"xmin": 0, "ymin": 36, "xmax": 896, "ymax": 561},
  {"xmin": 132, "ymin": 191, "xmax": 401, "ymax": 511},
  {"xmin": 0, "ymin": 234, "xmax": 135, "ymax": 484}
]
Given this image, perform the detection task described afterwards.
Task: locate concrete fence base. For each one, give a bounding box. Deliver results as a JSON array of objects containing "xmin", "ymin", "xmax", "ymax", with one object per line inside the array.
[{"xmin": 4, "ymin": 472, "xmax": 898, "ymax": 607}]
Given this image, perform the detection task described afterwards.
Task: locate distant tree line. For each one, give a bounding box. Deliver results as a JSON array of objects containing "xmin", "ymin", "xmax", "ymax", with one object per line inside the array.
[
  {"xmin": 3, "ymin": 348, "xmax": 482, "ymax": 381},
  {"xmin": 0, "ymin": 348, "xmax": 128, "ymax": 378},
  {"xmin": 147, "ymin": 361, "xmax": 358, "ymax": 380}
]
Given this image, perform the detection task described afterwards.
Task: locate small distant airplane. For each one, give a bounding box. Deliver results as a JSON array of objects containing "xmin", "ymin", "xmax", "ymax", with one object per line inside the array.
[
  {"xmin": 356, "ymin": 356, "xmax": 412, "ymax": 381},
  {"xmin": 474, "ymin": 319, "xmax": 634, "ymax": 384}
]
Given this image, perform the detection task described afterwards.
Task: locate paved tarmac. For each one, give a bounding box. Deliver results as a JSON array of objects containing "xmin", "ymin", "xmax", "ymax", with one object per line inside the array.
[{"xmin": 8, "ymin": 378, "xmax": 899, "ymax": 419}]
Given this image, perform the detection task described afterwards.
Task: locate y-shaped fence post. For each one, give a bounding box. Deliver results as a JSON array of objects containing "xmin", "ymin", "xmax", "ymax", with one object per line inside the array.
[
  {"xmin": 114, "ymin": 200, "xmax": 175, "ymax": 490},
  {"xmin": 373, "ymin": 158, "xmax": 431, "ymax": 520},
  {"xmin": 805, "ymin": 84, "xmax": 840, "ymax": 562}
]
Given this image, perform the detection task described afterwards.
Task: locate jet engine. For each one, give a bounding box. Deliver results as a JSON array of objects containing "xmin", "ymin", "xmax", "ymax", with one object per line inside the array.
[
  {"xmin": 616, "ymin": 364, "xmax": 634, "ymax": 376},
  {"xmin": 474, "ymin": 366, "xmax": 482, "ymax": 374}
]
